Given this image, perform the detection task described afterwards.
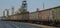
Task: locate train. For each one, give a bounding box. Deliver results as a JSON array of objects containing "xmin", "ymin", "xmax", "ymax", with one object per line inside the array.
[{"xmin": 2, "ymin": 6, "xmax": 60, "ymax": 26}]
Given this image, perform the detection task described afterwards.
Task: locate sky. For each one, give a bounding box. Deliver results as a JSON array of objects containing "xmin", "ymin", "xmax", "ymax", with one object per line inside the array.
[{"xmin": 0, "ymin": 0, "xmax": 60, "ymax": 16}]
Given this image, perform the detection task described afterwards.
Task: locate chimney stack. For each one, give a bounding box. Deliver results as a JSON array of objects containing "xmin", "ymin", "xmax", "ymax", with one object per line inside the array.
[
  {"xmin": 36, "ymin": 8, "xmax": 39, "ymax": 12},
  {"xmin": 11, "ymin": 6, "xmax": 14, "ymax": 15}
]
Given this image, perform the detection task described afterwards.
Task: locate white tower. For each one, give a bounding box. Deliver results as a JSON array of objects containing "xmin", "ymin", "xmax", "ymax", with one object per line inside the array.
[{"xmin": 3, "ymin": 9, "xmax": 9, "ymax": 17}]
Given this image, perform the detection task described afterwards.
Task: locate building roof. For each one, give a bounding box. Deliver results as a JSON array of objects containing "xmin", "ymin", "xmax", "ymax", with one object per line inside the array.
[
  {"xmin": 39, "ymin": 6, "xmax": 60, "ymax": 12},
  {"xmin": 30, "ymin": 6, "xmax": 60, "ymax": 14}
]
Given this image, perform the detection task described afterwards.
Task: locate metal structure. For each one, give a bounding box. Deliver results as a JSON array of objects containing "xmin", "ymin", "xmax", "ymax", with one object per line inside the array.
[
  {"xmin": 22, "ymin": 0, "xmax": 27, "ymax": 10},
  {"xmin": 16, "ymin": 0, "xmax": 28, "ymax": 14},
  {"xmin": 20, "ymin": 0, "xmax": 27, "ymax": 11}
]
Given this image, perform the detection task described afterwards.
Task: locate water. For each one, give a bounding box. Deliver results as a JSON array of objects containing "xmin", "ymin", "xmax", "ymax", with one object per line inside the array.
[{"xmin": 0, "ymin": 21, "xmax": 42, "ymax": 28}]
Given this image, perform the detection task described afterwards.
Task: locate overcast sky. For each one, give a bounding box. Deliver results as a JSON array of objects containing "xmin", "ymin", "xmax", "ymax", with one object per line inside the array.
[{"xmin": 0, "ymin": 0, "xmax": 60, "ymax": 16}]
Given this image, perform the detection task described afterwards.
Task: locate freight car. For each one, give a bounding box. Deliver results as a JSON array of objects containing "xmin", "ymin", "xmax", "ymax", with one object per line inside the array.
[
  {"xmin": 29, "ymin": 6, "xmax": 60, "ymax": 26},
  {"xmin": 29, "ymin": 9, "xmax": 54, "ymax": 24},
  {"xmin": 5, "ymin": 13, "xmax": 29, "ymax": 22},
  {"xmin": 17, "ymin": 13, "xmax": 29, "ymax": 22},
  {"xmin": 3, "ymin": 6, "xmax": 60, "ymax": 26},
  {"xmin": 29, "ymin": 12, "xmax": 39, "ymax": 21},
  {"xmin": 3, "ymin": 15, "xmax": 18, "ymax": 20}
]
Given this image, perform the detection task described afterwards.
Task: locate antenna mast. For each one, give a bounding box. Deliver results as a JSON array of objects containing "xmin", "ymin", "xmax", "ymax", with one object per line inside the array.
[{"xmin": 43, "ymin": 2, "xmax": 44, "ymax": 10}]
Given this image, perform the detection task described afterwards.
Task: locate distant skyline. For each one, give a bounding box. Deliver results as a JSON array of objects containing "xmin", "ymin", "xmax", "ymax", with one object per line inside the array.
[{"xmin": 0, "ymin": 0, "xmax": 60, "ymax": 16}]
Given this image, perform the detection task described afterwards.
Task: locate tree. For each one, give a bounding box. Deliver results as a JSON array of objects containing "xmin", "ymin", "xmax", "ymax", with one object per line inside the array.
[{"xmin": 20, "ymin": 9, "xmax": 29, "ymax": 14}]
